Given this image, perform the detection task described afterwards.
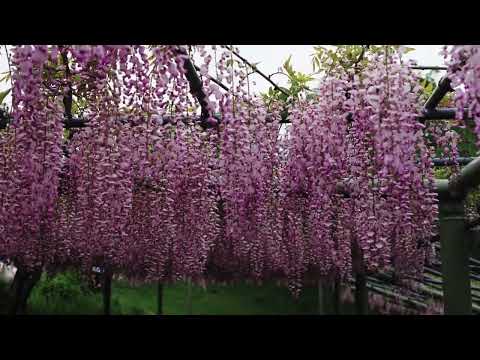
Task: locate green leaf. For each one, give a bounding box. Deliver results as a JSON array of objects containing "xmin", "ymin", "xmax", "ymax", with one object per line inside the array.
[
  {"xmin": 284, "ymin": 55, "xmax": 291, "ymax": 67},
  {"xmin": 0, "ymin": 72, "xmax": 11, "ymax": 83},
  {"xmin": 250, "ymin": 61, "xmax": 261, "ymax": 70},
  {"xmin": 0, "ymin": 88, "xmax": 11, "ymax": 104},
  {"xmin": 283, "ymin": 55, "xmax": 294, "ymax": 76}
]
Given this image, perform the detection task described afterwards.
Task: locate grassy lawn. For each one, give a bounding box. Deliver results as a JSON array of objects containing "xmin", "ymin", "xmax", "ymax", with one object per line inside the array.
[
  {"xmin": 0, "ymin": 273, "xmax": 321, "ymax": 315},
  {"xmin": 108, "ymin": 281, "xmax": 318, "ymax": 315}
]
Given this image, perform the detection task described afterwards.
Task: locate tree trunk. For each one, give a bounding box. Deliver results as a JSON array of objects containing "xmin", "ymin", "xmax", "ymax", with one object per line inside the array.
[
  {"xmin": 9, "ymin": 266, "xmax": 42, "ymax": 315},
  {"xmin": 354, "ymin": 271, "xmax": 368, "ymax": 314},
  {"xmin": 351, "ymin": 241, "xmax": 368, "ymax": 315},
  {"xmin": 102, "ymin": 268, "xmax": 112, "ymax": 315},
  {"xmin": 9, "ymin": 267, "xmax": 26, "ymax": 315},
  {"xmin": 10, "ymin": 266, "xmax": 24, "ymax": 294}
]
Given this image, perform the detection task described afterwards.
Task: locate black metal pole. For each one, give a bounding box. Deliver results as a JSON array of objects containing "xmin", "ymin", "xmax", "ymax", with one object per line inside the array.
[
  {"xmin": 157, "ymin": 281, "xmax": 163, "ymax": 315},
  {"xmin": 410, "ymin": 66, "xmax": 447, "ymax": 71},
  {"xmin": 317, "ymin": 280, "xmax": 323, "ymax": 314},
  {"xmin": 102, "ymin": 268, "xmax": 112, "ymax": 315},
  {"xmin": 318, "ymin": 280, "xmax": 336, "ymax": 315},
  {"xmin": 433, "ymin": 157, "xmax": 475, "ymax": 166},
  {"xmin": 186, "ymin": 280, "xmax": 193, "ymax": 315},
  {"xmin": 333, "ymin": 278, "xmax": 341, "ymax": 315}
]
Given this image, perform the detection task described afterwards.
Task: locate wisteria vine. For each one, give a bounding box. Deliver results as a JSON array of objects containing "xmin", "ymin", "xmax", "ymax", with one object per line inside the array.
[{"xmin": 0, "ymin": 44, "xmax": 463, "ymax": 311}]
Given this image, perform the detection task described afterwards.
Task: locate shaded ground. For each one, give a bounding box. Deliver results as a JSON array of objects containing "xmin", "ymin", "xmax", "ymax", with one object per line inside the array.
[{"xmin": 0, "ymin": 274, "xmax": 322, "ymax": 315}]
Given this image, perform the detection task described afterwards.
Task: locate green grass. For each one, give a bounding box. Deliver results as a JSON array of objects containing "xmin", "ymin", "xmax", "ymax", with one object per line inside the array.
[
  {"xmin": 0, "ymin": 273, "xmax": 320, "ymax": 315},
  {"xmin": 109, "ymin": 281, "xmax": 319, "ymax": 315}
]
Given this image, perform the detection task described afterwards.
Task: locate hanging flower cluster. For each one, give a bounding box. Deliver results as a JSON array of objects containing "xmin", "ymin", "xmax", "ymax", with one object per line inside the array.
[
  {"xmin": 444, "ymin": 46, "xmax": 480, "ymax": 144},
  {"xmin": 0, "ymin": 46, "xmax": 64, "ymax": 271},
  {"xmin": 425, "ymin": 120, "xmax": 461, "ymax": 172},
  {"xmin": 60, "ymin": 45, "xmax": 218, "ymax": 283},
  {"xmin": 0, "ymin": 127, "xmax": 15, "ymax": 264},
  {"xmin": 211, "ymin": 99, "xmax": 283, "ymax": 282},
  {"xmin": 62, "ymin": 46, "xmax": 133, "ymax": 273},
  {"xmin": 277, "ymin": 75, "xmax": 351, "ymax": 294},
  {"xmin": 341, "ymin": 51, "xmax": 438, "ymax": 277},
  {"xmin": 0, "ymin": 45, "xmax": 440, "ymax": 298},
  {"xmin": 125, "ymin": 122, "xmax": 220, "ymax": 283}
]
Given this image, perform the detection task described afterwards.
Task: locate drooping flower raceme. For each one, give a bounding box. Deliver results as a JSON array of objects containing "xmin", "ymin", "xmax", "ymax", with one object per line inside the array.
[
  {"xmin": 344, "ymin": 51, "xmax": 438, "ymax": 277},
  {"xmin": 0, "ymin": 45, "xmax": 443, "ymax": 304},
  {"xmin": 1, "ymin": 46, "xmax": 64, "ymax": 271},
  {"xmin": 444, "ymin": 46, "xmax": 480, "ymax": 145},
  {"xmin": 277, "ymin": 75, "xmax": 351, "ymax": 294}
]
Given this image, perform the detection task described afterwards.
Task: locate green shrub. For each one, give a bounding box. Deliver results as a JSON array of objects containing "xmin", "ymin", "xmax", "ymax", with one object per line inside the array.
[{"xmin": 36, "ymin": 271, "xmax": 89, "ymax": 304}]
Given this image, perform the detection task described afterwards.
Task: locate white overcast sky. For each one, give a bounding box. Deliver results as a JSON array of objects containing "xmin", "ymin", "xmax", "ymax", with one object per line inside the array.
[
  {"xmin": 234, "ymin": 45, "xmax": 446, "ymax": 93},
  {"xmin": 0, "ymin": 45, "xmax": 446, "ymax": 106}
]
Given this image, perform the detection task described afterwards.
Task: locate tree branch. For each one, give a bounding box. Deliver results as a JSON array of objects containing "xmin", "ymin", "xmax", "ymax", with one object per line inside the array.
[{"xmin": 224, "ymin": 45, "xmax": 290, "ymax": 97}]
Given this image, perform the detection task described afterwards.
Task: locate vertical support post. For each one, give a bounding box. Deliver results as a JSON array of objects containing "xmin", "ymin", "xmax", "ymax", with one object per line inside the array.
[
  {"xmin": 317, "ymin": 280, "xmax": 323, "ymax": 314},
  {"xmin": 439, "ymin": 198, "xmax": 472, "ymax": 314},
  {"xmin": 333, "ymin": 279, "xmax": 341, "ymax": 315},
  {"xmin": 354, "ymin": 272, "xmax": 368, "ymax": 315},
  {"xmin": 186, "ymin": 279, "xmax": 193, "ymax": 315},
  {"xmin": 157, "ymin": 281, "xmax": 163, "ymax": 315},
  {"xmin": 317, "ymin": 279, "xmax": 339, "ymax": 315},
  {"xmin": 102, "ymin": 268, "xmax": 112, "ymax": 316},
  {"xmin": 351, "ymin": 241, "xmax": 369, "ymax": 314}
]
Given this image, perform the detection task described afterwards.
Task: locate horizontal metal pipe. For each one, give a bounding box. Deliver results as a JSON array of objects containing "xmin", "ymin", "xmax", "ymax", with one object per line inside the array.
[
  {"xmin": 278, "ymin": 108, "xmax": 469, "ymax": 124},
  {"xmin": 410, "ymin": 66, "xmax": 447, "ymax": 71},
  {"xmin": 421, "ymin": 107, "xmax": 456, "ymax": 120},
  {"xmin": 433, "ymin": 157, "xmax": 475, "ymax": 166},
  {"xmin": 0, "ymin": 114, "xmax": 207, "ymax": 130},
  {"xmin": 420, "ymin": 107, "xmax": 472, "ymax": 122},
  {"xmin": 447, "ymin": 157, "xmax": 480, "ymax": 199},
  {"xmin": 1, "ymin": 105, "xmax": 470, "ymax": 130}
]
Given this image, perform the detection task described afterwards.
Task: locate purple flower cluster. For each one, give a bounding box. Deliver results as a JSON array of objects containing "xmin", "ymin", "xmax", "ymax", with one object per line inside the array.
[
  {"xmin": 344, "ymin": 53, "xmax": 438, "ymax": 277},
  {"xmin": 0, "ymin": 46, "xmax": 64, "ymax": 271},
  {"xmin": 444, "ymin": 46, "xmax": 480, "ymax": 145},
  {"xmin": 0, "ymin": 45, "xmax": 440, "ymax": 296}
]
